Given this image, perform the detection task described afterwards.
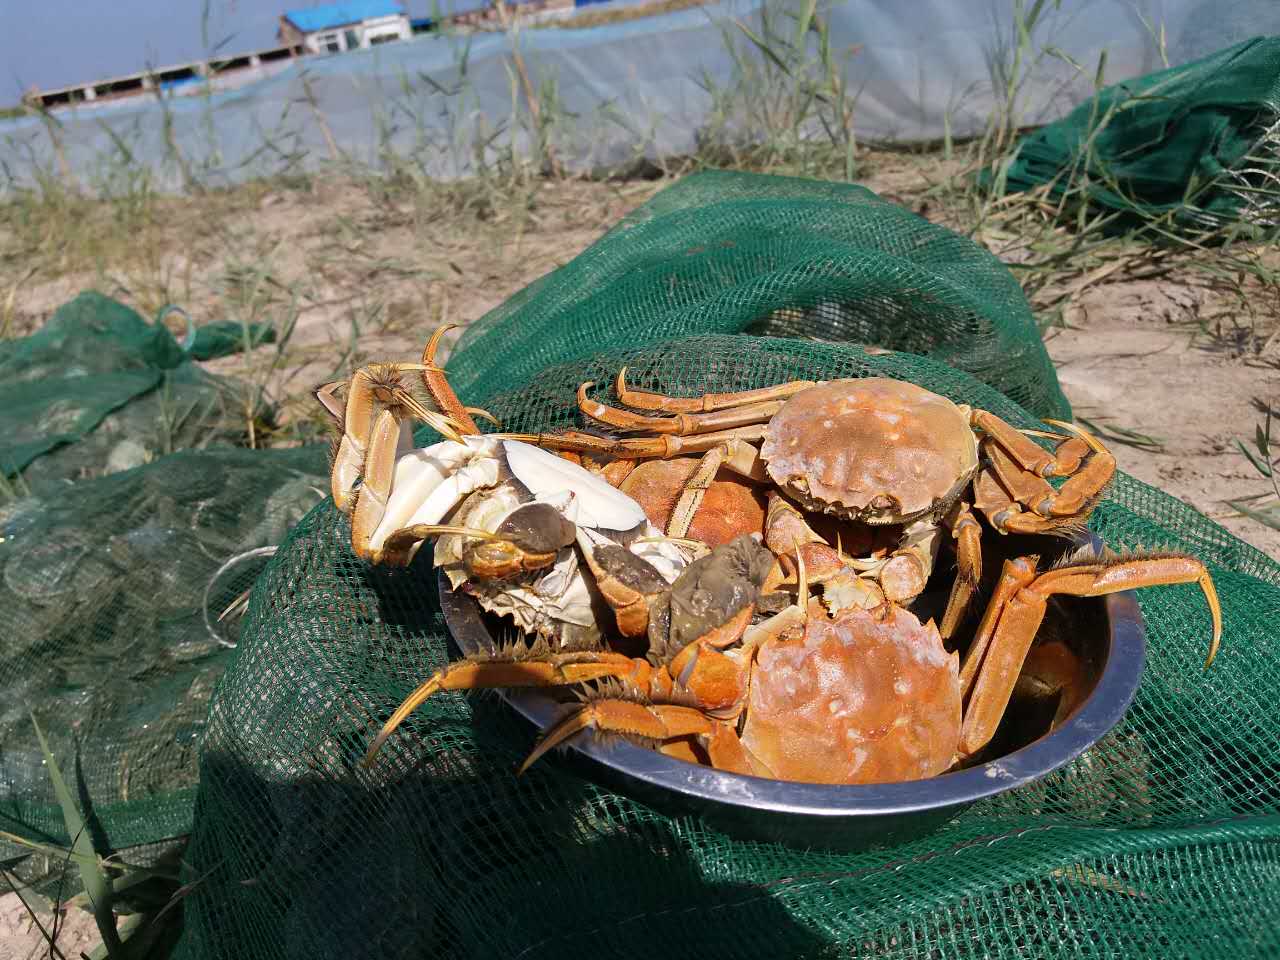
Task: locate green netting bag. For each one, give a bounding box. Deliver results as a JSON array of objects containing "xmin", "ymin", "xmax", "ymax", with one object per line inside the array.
[
  {"xmin": 0, "ymin": 444, "xmax": 329, "ymax": 890},
  {"xmin": 0, "ymin": 292, "xmax": 257, "ymax": 495},
  {"xmin": 447, "ymin": 170, "xmax": 1071, "ymax": 421},
  {"xmin": 187, "ymin": 321, "xmax": 276, "ymax": 362},
  {"xmin": 175, "ymin": 332, "xmax": 1278, "ymax": 960},
  {"xmin": 985, "ymin": 36, "xmax": 1280, "ymax": 232}
]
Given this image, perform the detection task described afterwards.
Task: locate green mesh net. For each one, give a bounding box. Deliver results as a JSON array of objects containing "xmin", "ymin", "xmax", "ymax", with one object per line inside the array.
[
  {"xmin": 0, "ymin": 292, "xmax": 329, "ymax": 893},
  {"xmin": 0, "ymin": 292, "xmax": 256, "ymax": 495},
  {"xmin": 0, "ymin": 446, "xmax": 329, "ymax": 877},
  {"xmin": 447, "ymin": 171, "xmax": 1072, "ymax": 422},
  {"xmin": 172, "ymin": 172, "xmax": 1278, "ymax": 958},
  {"xmin": 187, "ymin": 321, "xmax": 276, "ymax": 362},
  {"xmin": 985, "ymin": 37, "xmax": 1280, "ymax": 232}
]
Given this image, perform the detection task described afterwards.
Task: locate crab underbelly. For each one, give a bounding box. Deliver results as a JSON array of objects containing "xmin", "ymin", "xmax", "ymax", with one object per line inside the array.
[{"xmin": 740, "ymin": 606, "xmax": 961, "ymax": 785}]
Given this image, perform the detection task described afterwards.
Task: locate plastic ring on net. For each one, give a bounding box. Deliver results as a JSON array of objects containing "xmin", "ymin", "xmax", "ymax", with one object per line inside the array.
[
  {"xmin": 155, "ymin": 303, "xmax": 197, "ymax": 354},
  {"xmin": 202, "ymin": 545, "xmax": 279, "ymax": 649}
]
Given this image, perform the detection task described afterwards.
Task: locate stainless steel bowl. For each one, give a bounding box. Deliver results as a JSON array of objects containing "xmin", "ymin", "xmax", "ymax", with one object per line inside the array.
[{"xmin": 437, "ymin": 536, "xmax": 1145, "ymax": 852}]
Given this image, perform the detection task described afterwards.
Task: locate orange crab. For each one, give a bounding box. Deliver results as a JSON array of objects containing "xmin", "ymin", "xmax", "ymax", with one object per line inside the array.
[
  {"xmin": 362, "ymin": 536, "xmax": 1130, "ymax": 784},
  {"xmin": 498, "ymin": 372, "xmax": 1222, "ymax": 758},
  {"xmin": 364, "ymin": 536, "xmax": 966, "ymax": 782}
]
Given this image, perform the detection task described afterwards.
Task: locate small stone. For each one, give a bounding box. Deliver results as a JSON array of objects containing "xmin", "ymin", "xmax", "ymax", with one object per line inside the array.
[{"xmin": 105, "ymin": 439, "xmax": 150, "ymax": 475}]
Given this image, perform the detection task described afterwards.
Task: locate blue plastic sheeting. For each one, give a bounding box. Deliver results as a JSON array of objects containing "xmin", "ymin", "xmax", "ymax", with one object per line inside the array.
[
  {"xmin": 283, "ymin": 1, "xmax": 407, "ymax": 33},
  {"xmin": 1, "ymin": 0, "xmax": 1275, "ymax": 195},
  {"xmin": 159, "ymin": 75, "xmax": 203, "ymax": 92}
]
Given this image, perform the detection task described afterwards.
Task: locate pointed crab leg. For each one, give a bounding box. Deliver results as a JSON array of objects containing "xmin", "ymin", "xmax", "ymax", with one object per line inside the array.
[
  {"xmin": 578, "ymin": 381, "xmax": 785, "ymax": 435},
  {"xmin": 971, "ymin": 410, "xmax": 1093, "ymax": 479},
  {"xmin": 496, "ymin": 425, "xmax": 768, "ymax": 460},
  {"xmin": 350, "ymin": 410, "xmax": 405, "ymax": 563},
  {"xmin": 518, "ymin": 700, "xmax": 725, "ymax": 774},
  {"xmin": 958, "ymin": 553, "xmax": 1222, "ymax": 757},
  {"xmin": 973, "ymin": 417, "xmax": 1116, "ymax": 534},
  {"xmin": 613, "ymin": 367, "xmax": 816, "ymax": 413},
  {"xmin": 534, "ymin": 604, "xmax": 807, "ymax": 778},
  {"xmin": 940, "ymin": 501, "xmax": 983, "ymax": 639},
  {"xmin": 419, "ymin": 324, "xmax": 479, "ymax": 436},
  {"xmin": 957, "ymin": 556, "xmax": 1039, "ymax": 700},
  {"xmin": 362, "ymin": 650, "xmax": 660, "ymax": 767},
  {"xmin": 324, "ymin": 371, "xmax": 379, "ymax": 513},
  {"xmin": 321, "ymin": 324, "xmax": 482, "ymax": 522}
]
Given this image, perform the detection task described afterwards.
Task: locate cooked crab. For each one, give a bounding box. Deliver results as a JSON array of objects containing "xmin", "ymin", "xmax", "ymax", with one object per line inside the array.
[
  {"xmin": 314, "ymin": 327, "xmax": 689, "ymax": 646},
  {"xmin": 360, "ymin": 535, "xmax": 1119, "ymax": 783},
  {"xmin": 499, "ymin": 372, "xmax": 1222, "ymax": 757}
]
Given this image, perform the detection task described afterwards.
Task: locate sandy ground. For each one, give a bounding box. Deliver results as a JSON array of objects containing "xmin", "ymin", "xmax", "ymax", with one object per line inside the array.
[
  {"xmin": 1050, "ymin": 280, "xmax": 1280, "ymax": 557},
  {"xmin": 2, "ymin": 148, "xmax": 1277, "ymax": 957},
  {"xmin": 0, "ymin": 893, "xmax": 106, "ymax": 960}
]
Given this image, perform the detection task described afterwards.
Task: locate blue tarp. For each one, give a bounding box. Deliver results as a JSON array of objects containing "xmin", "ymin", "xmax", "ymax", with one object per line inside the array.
[{"xmin": 283, "ymin": 1, "xmax": 407, "ymax": 33}]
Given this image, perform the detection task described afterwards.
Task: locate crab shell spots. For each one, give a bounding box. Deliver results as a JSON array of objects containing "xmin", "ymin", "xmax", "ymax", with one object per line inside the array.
[
  {"xmin": 760, "ymin": 379, "xmax": 978, "ymax": 523},
  {"xmin": 740, "ymin": 606, "xmax": 960, "ymax": 785},
  {"xmin": 619, "ymin": 458, "xmax": 767, "ymax": 546},
  {"xmin": 502, "ymin": 440, "xmax": 646, "ymax": 530}
]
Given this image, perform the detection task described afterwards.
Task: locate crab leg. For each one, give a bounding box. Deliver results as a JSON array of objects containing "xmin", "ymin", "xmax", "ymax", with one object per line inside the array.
[
  {"xmin": 315, "ymin": 379, "xmax": 347, "ymax": 428},
  {"xmin": 614, "ymin": 368, "xmax": 816, "ymax": 413},
  {"xmin": 940, "ymin": 501, "xmax": 983, "ymax": 639},
  {"xmin": 958, "ymin": 554, "xmax": 1222, "ymax": 757},
  {"xmin": 519, "ymin": 701, "xmax": 757, "ymax": 774},
  {"xmin": 322, "ymin": 325, "xmax": 479, "ymax": 520},
  {"xmin": 419, "ymin": 324, "xmax": 480, "ymax": 435},
  {"xmin": 362, "ymin": 650, "xmax": 661, "ymax": 767},
  {"xmin": 971, "ymin": 410, "xmax": 1092, "ymax": 478},
  {"xmin": 666, "ymin": 440, "xmax": 767, "ymax": 539},
  {"xmin": 579, "ymin": 382, "xmax": 785, "ymax": 436},
  {"xmin": 957, "ymin": 556, "xmax": 1039, "ymax": 700},
  {"xmin": 971, "ymin": 469, "xmax": 1022, "ymax": 535},
  {"xmin": 1012, "ymin": 640, "xmax": 1090, "ymax": 729},
  {"xmin": 324, "ymin": 369, "xmax": 379, "ymax": 513},
  {"xmin": 499, "ymin": 425, "xmax": 768, "ymax": 460},
  {"xmin": 984, "ymin": 436, "xmax": 1115, "ymax": 518},
  {"xmin": 549, "ymin": 433, "xmax": 639, "ymax": 486},
  {"xmin": 350, "ymin": 410, "xmax": 415, "ymax": 563},
  {"xmin": 972, "ymin": 418, "xmax": 1115, "ymax": 533},
  {"xmin": 519, "ymin": 601, "xmax": 805, "ymax": 776}
]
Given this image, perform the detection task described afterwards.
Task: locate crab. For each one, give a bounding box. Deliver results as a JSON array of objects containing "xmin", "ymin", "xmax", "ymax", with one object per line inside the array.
[
  {"xmin": 361, "ymin": 535, "xmax": 1113, "ymax": 784},
  {"xmin": 496, "ymin": 372, "xmax": 1222, "ymax": 758},
  {"xmin": 313, "ymin": 326, "xmax": 690, "ymax": 647}
]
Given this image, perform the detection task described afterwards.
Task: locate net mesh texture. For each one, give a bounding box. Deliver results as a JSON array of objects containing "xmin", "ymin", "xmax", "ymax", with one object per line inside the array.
[
  {"xmin": 168, "ymin": 171, "xmax": 1279, "ymax": 959},
  {"xmin": 987, "ymin": 36, "xmax": 1280, "ymax": 232},
  {"xmin": 0, "ymin": 294, "xmax": 328, "ymax": 891}
]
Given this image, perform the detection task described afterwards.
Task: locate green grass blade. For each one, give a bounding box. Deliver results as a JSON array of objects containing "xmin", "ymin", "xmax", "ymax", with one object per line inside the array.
[
  {"xmin": 1226, "ymin": 498, "xmax": 1280, "ymax": 530},
  {"xmin": 30, "ymin": 714, "xmax": 122, "ymax": 956},
  {"xmin": 733, "ymin": 19, "xmax": 794, "ymax": 76},
  {"xmin": 1236, "ymin": 437, "xmax": 1274, "ymax": 478},
  {"xmin": 793, "ymin": 0, "xmax": 817, "ymax": 49}
]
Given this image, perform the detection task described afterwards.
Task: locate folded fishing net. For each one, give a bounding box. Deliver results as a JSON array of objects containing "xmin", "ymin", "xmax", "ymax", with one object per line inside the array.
[
  {"xmin": 0, "ymin": 292, "xmax": 328, "ymax": 895},
  {"xmin": 0, "ymin": 292, "xmax": 259, "ymax": 495},
  {"xmin": 165, "ymin": 171, "xmax": 1278, "ymax": 959},
  {"xmin": 987, "ymin": 36, "xmax": 1280, "ymax": 233}
]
